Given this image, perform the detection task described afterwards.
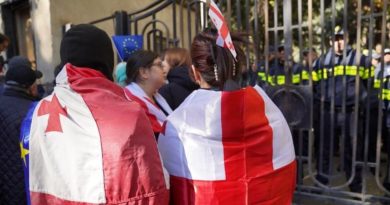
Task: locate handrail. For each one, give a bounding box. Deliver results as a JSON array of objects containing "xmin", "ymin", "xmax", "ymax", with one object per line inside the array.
[
  {"xmin": 88, "ymin": 15, "xmax": 115, "ymax": 25},
  {"xmin": 87, "ymin": 0, "xmax": 170, "ymax": 25},
  {"xmin": 129, "ymin": 0, "xmax": 173, "ymax": 22},
  {"xmin": 127, "ymin": 0, "xmax": 165, "ymax": 17}
]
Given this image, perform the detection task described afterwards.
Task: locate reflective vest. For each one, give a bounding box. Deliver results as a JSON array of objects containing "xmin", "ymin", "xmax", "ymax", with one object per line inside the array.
[
  {"xmin": 373, "ymin": 64, "xmax": 390, "ymax": 101},
  {"xmin": 312, "ymin": 49, "xmax": 369, "ymax": 107},
  {"xmin": 257, "ymin": 63, "xmax": 309, "ymax": 85}
]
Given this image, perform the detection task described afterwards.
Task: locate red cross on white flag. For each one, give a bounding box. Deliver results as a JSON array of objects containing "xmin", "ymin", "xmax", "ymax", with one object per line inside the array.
[
  {"xmin": 38, "ymin": 94, "xmax": 67, "ymax": 133},
  {"xmin": 208, "ymin": 0, "xmax": 237, "ymax": 60}
]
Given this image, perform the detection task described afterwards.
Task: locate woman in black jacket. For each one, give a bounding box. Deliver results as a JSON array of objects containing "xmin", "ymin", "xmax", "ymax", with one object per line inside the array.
[{"xmin": 159, "ymin": 48, "xmax": 199, "ymax": 110}]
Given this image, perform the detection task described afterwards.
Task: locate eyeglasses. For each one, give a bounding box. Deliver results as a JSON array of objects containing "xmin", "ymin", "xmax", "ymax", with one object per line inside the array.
[{"xmin": 151, "ymin": 62, "xmax": 163, "ymax": 69}]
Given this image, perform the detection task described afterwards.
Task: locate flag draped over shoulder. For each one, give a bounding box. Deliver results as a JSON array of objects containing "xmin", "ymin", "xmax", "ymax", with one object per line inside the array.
[
  {"xmin": 125, "ymin": 83, "xmax": 172, "ymax": 134},
  {"xmin": 158, "ymin": 85, "xmax": 296, "ymax": 205},
  {"xmin": 20, "ymin": 63, "xmax": 169, "ymax": 205},
  {"xmin": 112, "ymin": 35, "xmax": 143, "ymax": 61}
]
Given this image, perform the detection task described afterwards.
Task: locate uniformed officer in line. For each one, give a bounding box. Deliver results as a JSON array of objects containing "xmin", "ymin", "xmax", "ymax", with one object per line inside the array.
[
  {"xmin": 255, "ymin": 46, "xmax": 277, "ymax": 87},
  {"xmin": 365, "ymin": 50, "xmax": 382, "ymax": 174},
  {"xmin": 374, "ymin": 49, "xmax": 390, "ymax": 191},
  {"xmin": 268, "ymin": 45, "xmax": 307, "ymax": 86},
  {"xmin": 312, "ymin": 26, "xmax": 369, "ymax": 192},
  {"xmin": 303, "ymin": 48, "xmax": 318, "ymax": 76}
]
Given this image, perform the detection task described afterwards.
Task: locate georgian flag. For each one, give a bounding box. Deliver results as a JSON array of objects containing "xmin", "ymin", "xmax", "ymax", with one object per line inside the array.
[
  {"xmin": 20, "ymin": 64, "xmax": 169, "ymax": 205},
  {"xmin": 125, "ymin": 83, "xmax": 172, "ymax": 134},
  {"xmin": 158, "ymin": 85, "xmax": 296, "ymax": 205},
  {"xmin": 208, "ymin": 0, "xmax": 237, "ymax": 59}
]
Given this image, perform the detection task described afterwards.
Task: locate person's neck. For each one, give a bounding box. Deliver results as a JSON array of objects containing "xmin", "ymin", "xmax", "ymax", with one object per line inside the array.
[
  {"xmin": 137, "ymin": 82, "xmax": 156, "ymax": 101},
  {"xmin": 199, "ymin": 81, "xmax": 211, "ymax": 89}
]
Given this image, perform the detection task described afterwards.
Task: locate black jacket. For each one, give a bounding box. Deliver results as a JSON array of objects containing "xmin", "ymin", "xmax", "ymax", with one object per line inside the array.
[
  {"xmin": 0, "ymin": 75, "xmax": 4, "ymax": 94},
  {"xmin": 0, "ymin": 86, "xmax": 36, "ymax": 205},
  {"xmin": 159, "ymin": 66, "xmax": 199, "ymax": 110}
]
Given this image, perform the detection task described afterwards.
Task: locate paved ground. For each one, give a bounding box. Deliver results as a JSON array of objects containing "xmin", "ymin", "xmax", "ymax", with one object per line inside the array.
[{"xmin": 292, "ymin": 156, "xmax": 390, "ymax": 205}]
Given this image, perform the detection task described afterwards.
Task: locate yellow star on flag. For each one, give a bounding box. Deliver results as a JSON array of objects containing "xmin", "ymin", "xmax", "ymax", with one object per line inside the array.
[{"xmin": 20, "ymin": 141, "xmax": 29, "ymax": 166}]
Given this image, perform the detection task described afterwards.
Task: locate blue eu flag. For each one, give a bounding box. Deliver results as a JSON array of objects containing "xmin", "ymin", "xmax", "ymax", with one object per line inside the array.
[
  {"xmin": 112, "ymin": 35, "xmax": 143, "ymax": 61},
  {"xmin": 20, "ymin": 102, "xmax": 38, "ymax": 205}
]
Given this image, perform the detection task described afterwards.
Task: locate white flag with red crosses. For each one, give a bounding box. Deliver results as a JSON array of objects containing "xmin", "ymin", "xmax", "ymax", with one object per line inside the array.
[
  {"xmin": 208, "ymin": 0, "xmax": 237, "ymax": 60},
  {"xmin": 22, "ymin": 64, "xmax": 169, "ymax": 204}
]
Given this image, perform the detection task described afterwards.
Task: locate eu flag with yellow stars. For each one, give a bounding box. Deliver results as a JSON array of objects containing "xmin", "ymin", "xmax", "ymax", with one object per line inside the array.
[
  {"xmin": 20, "ymin": 102, "xmax": 38, "ymax": 205},
  {"xmin": 112, "ymin": 35, "xmax": 143, "ymax": 61}
]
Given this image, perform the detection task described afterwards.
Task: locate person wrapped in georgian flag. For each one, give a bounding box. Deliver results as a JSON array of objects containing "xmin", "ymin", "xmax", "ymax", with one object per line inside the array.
[
  {"xmin": 124, "ymin": 50, "xmax": 173, "ymax": 138},
  {"xmin": 20, "ymin": 24, "xmax": 169, "ymax": 205},
  {"xmin": 158, "ymin": 27, "xmax": 296, "ymax": 205}
]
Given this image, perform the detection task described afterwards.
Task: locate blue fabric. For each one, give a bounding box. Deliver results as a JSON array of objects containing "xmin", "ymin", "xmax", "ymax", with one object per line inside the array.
[
  {"xmin": 112, "ymin": 35, "xmax": 143, "ymax": 61},
  {"xmin": 20, "ymin": 102, "xmax": 38, "ymax": 205},
  {"xmin": 0, "ymin": 87, "xmax": 35, "ymax": 205},
  {"xmin": 115, "ymin": 62, "xmax": 127, "ymax": 87}
]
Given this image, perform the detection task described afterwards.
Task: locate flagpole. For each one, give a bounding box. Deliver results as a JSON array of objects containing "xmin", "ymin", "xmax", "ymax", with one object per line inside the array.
[{"xmin": 112, "ymin": 37, "xmax": 124, "ymax": 62}]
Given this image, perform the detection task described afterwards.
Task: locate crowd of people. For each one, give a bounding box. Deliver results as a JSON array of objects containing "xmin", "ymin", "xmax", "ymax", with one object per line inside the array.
[
  {"xmin": 250, "ymin": 27, "xmax": 390, "ymax": 194},
  {"xmin": 2, "ymin": 15, "xmax": 390, "ymax": 204},
  {"xmin": 0, "ymin": 24, "xmax": 296, "ymax": 205}
]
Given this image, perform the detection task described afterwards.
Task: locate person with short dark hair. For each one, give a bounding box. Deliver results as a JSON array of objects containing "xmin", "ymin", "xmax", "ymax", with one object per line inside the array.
[
  {"xmin": 0, "ymin": 56, "xmax": 39, "ymax": 205},
  {"xmin": 125, "ymin": 50, "xmax": 173, "ymax": 137},
  {"xmin": 158, "ymin": 28, "xmax": 296, "ymax": 205}
]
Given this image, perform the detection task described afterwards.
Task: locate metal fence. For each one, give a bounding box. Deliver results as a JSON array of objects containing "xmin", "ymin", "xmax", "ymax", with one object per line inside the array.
[{"xmin": 83, "ymin": 0, "xmax": 390, "ymax": 204}]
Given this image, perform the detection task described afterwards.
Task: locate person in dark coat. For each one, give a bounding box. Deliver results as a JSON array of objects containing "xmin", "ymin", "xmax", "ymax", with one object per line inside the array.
[
  {"xmin": 159, "ymin": 48, "xmax": 199, "ymax": 110},
  {"xmin": 0, "ymin": 56, "xmax": 39, "ymax": 205},
  {"xmin": 0, "ymin": 33, "xmax": 10, "ymax": 94},
  {"xmin": 0, "ymin": 74, "xmax": 4, "ymax": 94}
]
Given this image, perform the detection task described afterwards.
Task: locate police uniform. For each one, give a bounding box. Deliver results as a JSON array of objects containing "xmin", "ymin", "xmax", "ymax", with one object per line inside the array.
[
  {"xmin": 258, "ymin": 51, "xmax": 310, "ymax": 183},
  {"xmin": 365, "ymin": 54, "xmax": 382, "ymax": 171},
  {"xmin": 373, "ymin": 62, "xmax": 390, "ymax": 190},
  {"xmin": 258, "ymin": 59, "xmax": 309, "ymax": 86},
  {"xmin": 312, "ymin": 41, "xmax": 368, "ymax": 192}
]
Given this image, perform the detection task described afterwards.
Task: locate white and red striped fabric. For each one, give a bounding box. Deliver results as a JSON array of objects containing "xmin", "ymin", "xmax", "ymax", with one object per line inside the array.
[
  {"xmin": 158, "ymin": 85, "xmax": 296, "ymax": 205},
  {"xmin": 208, "ymin": 0, "xmax": 237, "ymax": 59},
  {"xmin": 27, "ymin": 64, "xmax": 169, "ymax": 205},
  {"xmin": 125, "ymin": 83, "xmax": 172, "ymax": 133}
]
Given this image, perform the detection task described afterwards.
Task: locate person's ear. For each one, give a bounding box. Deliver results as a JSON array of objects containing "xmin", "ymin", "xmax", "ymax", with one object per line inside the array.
[
  {"xmin": 191, "ymin": 65, "xmax": 201, "ymax": 84},
  {"xmin": 28, "ymin": 83, "xmax": 38, "ymax": 97}
]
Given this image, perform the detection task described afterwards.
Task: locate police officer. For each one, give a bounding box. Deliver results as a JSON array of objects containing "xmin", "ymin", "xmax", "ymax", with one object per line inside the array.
[
  {"xmin": 268, "ymin": 45, "xmax": 306, "ymax": 86},
  {"xmin": 375, "ymin": 49, "xmax": 390, "ymax": 191},
  {"xmin": 256, "ymin": 46, "xmax": 277, "ymax": 87},
  {"xmin": 365, "ymin": 50, "xmax": 382, "ymax": 174},
  {"xmin": 312, "ymin": 27, "xmax": 368, "ymax": 192},
  {"xmin": 299, "ymin": 48, "xmax": 318, "ymax": 85}
]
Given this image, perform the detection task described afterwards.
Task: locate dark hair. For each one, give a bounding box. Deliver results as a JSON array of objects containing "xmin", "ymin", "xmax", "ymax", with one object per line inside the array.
[
  {"xmin": 54, "ymin": 64, "xmax": 64, "ymax": 78},
  {"xmin": 191, "ymin": 28, "xmax": 246, "ymax": 90},
  {"xmin": 278, "ymin": 45, "xmax": 284, "ymax": 52},
  {"xmin": 302, "ymin": 48, "xmax": 317, "ymax": 57},
  {"xmin": 126, "ymin": 50, "xmax": 159, "ymax": 83},
  {"xmin": 60, "ymin": 24, "xmax": 114, "ymax": 81},
  {"xmin": 0, "ymin": 33, "xmax": 9, "ymax": 44}
]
